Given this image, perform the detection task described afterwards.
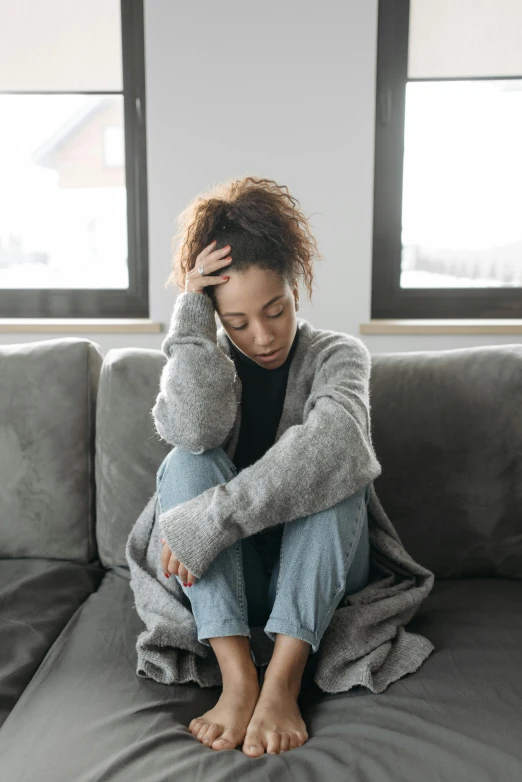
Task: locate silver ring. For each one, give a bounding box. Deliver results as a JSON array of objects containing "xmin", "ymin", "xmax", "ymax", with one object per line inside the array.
[{"xmin": 198, "ymin": 264, "xmax": 205, "ymax": 276}]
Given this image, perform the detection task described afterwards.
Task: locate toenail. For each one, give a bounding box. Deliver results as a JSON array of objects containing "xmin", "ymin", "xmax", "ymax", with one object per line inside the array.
[{"xmin": 249, "ymin": 746, "xmax": 256, "ymax": 751}]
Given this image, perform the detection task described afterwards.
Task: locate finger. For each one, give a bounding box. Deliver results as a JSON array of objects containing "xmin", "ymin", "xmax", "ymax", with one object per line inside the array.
[
  {"xmin": 168, "ymin": 554, "xmax": 180, "ymax": 576},
  {"xmin": 211, "ymin": 244, "xmax": 232, "ymax": 259},
  {"xmin": 188, "ymin": 260, "xmax": 232, "ymax": 279},
  {"xmin": 193, "ymin": 245, "xmax": 232, "ymax": 271},
  {"xmin": 187, "ymin": 570, "xmax": 197, "ymax": 585},
  {"xmin": 178, "ymin": 564, "xmax": 188, "ymax": 583},
  {"xmin": 195, "ymin": 239, "xmax": 222, "ymax": 263},
  {"xmin": 202, "ymin": 239, "xmax": 218, "ymax": 255},
  {"xmin": 160, "ymin": 543, "xmax": 169, "ymax": 572},
  {"xmin": 206, "ymin": 240, "xmax": 231, "ymax": 259}
]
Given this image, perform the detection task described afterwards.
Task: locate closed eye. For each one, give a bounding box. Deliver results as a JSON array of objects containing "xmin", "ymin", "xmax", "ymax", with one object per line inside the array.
[{"xmin": 231, "ymin": 311, "xmax": 283, "ymax": 331}]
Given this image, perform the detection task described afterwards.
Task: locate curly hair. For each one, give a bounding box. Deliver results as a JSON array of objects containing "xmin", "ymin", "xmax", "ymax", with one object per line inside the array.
[{"xmin": 165, "ymin": 175, "xmax": 324, "ymax": 308}]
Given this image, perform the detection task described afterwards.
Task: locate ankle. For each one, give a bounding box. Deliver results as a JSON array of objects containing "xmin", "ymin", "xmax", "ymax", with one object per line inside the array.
[
  {"xmin": 221, "ymin": 666, "xmax": 259, "ymax": 690},
  {"xmin": 262, "ymin": 671, "xmax": 301, "ymax": 699},
  {"xmin": 218, "ymin": 654, "xmax": 258, "ymax": 688},
  {"xmin": 208, "ymin": 635, "xmax": 258, "ymax": 687}
]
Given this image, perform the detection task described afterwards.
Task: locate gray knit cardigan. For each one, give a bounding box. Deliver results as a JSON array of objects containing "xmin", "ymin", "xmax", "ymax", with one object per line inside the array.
[{"xmin": 125, "ymin": 291, "xmax": 435, "ymax": 694}]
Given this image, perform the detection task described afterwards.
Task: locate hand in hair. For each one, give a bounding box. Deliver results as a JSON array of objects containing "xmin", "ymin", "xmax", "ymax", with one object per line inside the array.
[{"xmin": 184, "ymin": 240, "xmax": 232, "ymax": 294}]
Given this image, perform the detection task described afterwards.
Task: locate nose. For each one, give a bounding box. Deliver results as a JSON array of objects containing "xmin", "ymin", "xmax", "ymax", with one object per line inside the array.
[{"xmin": 254, "ymin": 330, "xmax": 274, "ymax": 349}]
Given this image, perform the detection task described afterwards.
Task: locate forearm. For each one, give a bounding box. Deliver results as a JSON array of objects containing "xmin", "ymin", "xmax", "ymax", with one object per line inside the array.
[{"xmin": 152, "ymin": 291, "xmax": 240, "ymax": 452}]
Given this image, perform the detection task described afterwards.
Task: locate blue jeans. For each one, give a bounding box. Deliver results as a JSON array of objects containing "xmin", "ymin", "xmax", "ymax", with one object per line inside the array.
[{"xmin": 156, "ymin": 446, "xmax": 371, "ymax": 657}]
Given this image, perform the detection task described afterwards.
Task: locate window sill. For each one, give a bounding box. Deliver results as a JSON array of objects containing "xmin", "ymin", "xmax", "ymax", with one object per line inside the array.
[
  {"xmin": 360, "ymin": 319, "xmax": 522, "ymax": 335},
  {"xmin": 0, "ymin": 319, "xmax": 162, "ymax": 334}
]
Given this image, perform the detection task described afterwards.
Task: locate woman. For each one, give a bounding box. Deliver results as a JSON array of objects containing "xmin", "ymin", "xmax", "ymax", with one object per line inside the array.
[{"xmin": 126, "ymin": 176, "xmax": 435, "ymax": 758}]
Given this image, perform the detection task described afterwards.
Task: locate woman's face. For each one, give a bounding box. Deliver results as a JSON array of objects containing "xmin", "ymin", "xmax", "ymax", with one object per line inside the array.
[{"xmin": 214, "ymin": 266, "xmax": 299, "ymax": 369}]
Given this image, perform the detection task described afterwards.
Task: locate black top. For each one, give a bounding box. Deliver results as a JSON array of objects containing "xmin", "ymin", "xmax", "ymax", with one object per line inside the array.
[{"xmin": 225, "ymin": 326, "xmax": 300, "ymax": 576}]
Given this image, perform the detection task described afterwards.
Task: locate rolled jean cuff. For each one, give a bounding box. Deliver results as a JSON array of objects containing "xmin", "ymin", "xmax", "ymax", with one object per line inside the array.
[
  {"xmin": 196, "ymin": 619, "xmax": 251, "ymax": 647},
  {"xmin": 264, "ymin": 618, "xmax": 318, "ymax": 654}
]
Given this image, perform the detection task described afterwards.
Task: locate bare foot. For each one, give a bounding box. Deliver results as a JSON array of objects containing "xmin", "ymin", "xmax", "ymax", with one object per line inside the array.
[
  {"xmin": 189, "ymin": 674, "xmax": 260, "ymax": 751},
  {"xmin": 242, "ymin": 678, "xmax": 309, "ymax": 756}
]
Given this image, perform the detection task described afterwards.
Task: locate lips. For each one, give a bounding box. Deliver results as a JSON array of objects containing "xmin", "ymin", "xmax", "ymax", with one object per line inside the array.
[{"xmin": 258, "ymin": 348, "xmax": 278, "ymax": 356}]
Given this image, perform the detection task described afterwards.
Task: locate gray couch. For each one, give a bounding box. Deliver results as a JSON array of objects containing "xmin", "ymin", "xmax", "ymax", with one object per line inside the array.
[{"xmin": 1, "ymin": 336, "xmax": 521, "ymax": 782}]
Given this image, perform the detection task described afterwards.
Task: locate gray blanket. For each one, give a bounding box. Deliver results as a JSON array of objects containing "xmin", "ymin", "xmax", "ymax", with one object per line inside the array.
[{"xmin": 125, "ymin": 483, "xmax": 436, "ymax": 694}]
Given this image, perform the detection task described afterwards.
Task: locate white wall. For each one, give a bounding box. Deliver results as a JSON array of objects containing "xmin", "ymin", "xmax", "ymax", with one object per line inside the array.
[
  {"xmin": 4, "ymin": 0, "xmax": 519, "ymax": 355},
  {"xmin": 146, "ymin": 0, "xmax": 381, "ymax": 353}
]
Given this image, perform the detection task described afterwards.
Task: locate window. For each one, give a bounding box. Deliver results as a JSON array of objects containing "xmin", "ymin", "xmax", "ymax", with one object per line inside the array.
[
  {"xmin": 104, "ymin": 126, "xmax": 125, "ymax": 168},
  {"xmin": 372, "ymin": 0, "xmax": 522, "ymax": 319},
  {"xmin": 0, "ymin": 0, "xmax": 149, "ymax": 318}
]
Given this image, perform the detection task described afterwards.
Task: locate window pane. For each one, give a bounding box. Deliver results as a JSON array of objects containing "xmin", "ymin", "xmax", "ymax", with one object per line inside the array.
[
  {"xmin": 0, "ymin": 95, "xmax": 128, "ymax": 290},
  {"xmin": 409, "ymin": 0, "xmax": 522, "ymax": 79},
  {"xmin": 0, "ymin": 0, "xmax": 122, "ymax": 91},
  {"xmin": 400, "ymin": 80, "xmax": 522, "ymax": 289}
]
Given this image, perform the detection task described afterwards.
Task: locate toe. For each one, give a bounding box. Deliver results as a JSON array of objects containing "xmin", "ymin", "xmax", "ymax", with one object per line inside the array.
[
  {"xmin": 197, "ymin": 724, "xmax": 210, "ymax": 743},
  {"xmin": 295, "ymin": 730, "xmax": 309, "ymax": 746},
  {"xmin": 266, "ymin": 730, "xmax": 281, "ymax": 755},
  {"xmin": 202, "ymin": 724, "xmax": 221, "ymax": 746},
  {"xmin": 189, "ymin": 719, "xmax": 202, "ymax": 736},
  {"xmin": 211, "ymin": 729, "xmax": 238, "ymax": 750},
  {"xmin": 212, "ymin": 738, "xmax": 233, "ymax": 750},
  {"xmin": 279, "ymin": 733, "xmax": 291, "ymax": 753},
  {"xmin": 242, "ymin": 737, "xmax": 265, "ymax": 757}
]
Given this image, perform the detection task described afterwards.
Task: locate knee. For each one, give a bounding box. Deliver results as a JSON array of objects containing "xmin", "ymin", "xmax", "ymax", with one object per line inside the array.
[
  {"xmin": 156, "ymin": 445, "xmax": 235, "ymax": 494},
  {"xmin": 162, "ymin": 445, "xmax": 231, "ymax": 471}
]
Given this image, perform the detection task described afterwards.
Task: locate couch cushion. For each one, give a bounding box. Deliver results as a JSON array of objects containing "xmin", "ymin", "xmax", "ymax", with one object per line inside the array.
[
  {"xmin": 95, "ymin": 348, "xmax": 170, "ymax": 568},
  {"xmin": 0, "ymin": 574, "xmax": 520, "ymax": 781},
  {"xmin": 371, "ymin": 344, "xmax": 522, "ymax": 577},
  {"xmin": 0, "ymin": 338, "xmax": 103, "ymax": 561},
  {"xmin": 0, "ymin": 557, "xmax": 105, "ymax": 729}
]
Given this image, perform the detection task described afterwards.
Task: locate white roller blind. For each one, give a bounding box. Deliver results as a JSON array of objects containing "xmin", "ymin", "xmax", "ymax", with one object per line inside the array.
[
  {"xmin": 408, "ymin": 0, "xmax": 522, "ymax": 79},
  {"xmin": 0, "ymin": 0, "xmax": 122, "ymax": 91}
]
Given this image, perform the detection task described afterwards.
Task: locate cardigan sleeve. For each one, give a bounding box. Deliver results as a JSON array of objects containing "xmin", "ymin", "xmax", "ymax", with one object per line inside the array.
[
  {"xmin": 158, "ymin": 335, "xmax": 383, "ymax": 579},
  {"xmin": 151, "ymin": 291, "xmax": 239, "ymax": 453}
]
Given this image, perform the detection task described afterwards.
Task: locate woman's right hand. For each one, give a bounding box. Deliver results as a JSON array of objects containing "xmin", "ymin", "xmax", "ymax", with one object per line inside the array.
[
  {"xmin": 184, "ymin": 240, "xmax": 233, "ymax": 294},
  {"xmin": 160, "ymin": 538, "xmax": 197, "ymax": 586}
]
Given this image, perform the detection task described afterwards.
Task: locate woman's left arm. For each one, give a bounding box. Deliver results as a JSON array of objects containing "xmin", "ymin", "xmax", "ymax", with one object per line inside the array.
[{"xmin": 159, "ymin": 336, "xmax": 382, "ymax": 580}]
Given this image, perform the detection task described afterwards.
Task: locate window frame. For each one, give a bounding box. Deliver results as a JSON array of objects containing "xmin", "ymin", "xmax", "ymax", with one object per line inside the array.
[
  {"xmin": 372, "ymin": 0, "xmax": 522, "ymax": 320},
  {"xmin": 0, "ymin": 0, "xmax": 149, "ymax": 319}
]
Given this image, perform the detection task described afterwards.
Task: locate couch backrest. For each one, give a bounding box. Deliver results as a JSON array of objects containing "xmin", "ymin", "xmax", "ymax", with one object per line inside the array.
[
  {"xmin": 96, "ymin": 341, "xmax": 522, "ymax": 579},
  {"xmin": 0, "ymin": 338, "xmax": 102, "ymax": 562},
  {"xmin": 4, "ymin": 338, "xmax": 521, "ymax": 578},
  {"xmin": 95, "ymin": 348, "xmax": 169, "ymax": 568},
  {"xmin": 370, "ymin": 343, "xmax": 522, "ymax": 579}
]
